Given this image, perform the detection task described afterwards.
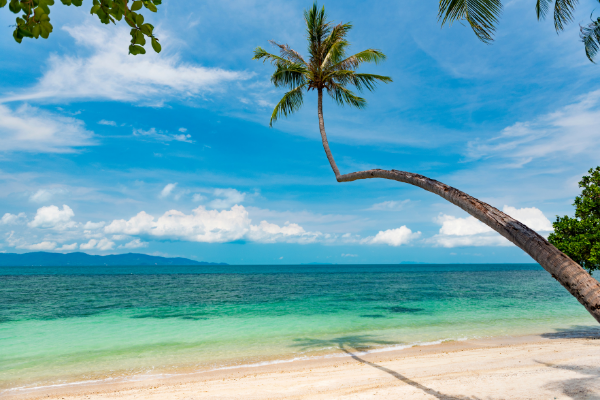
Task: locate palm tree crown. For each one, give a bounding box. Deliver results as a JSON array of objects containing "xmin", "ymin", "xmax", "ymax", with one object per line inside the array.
[{"xmin": 253, "ymin": 3, "xmax": 392, "ymax": 127}]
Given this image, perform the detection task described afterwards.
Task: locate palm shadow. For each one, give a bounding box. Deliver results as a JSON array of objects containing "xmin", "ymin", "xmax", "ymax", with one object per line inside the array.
[
  {"xmin": 535, "ymin": 360, "xmax": 600, "ymax": 399},
  {"xmin": 292, "ymin": 335, "xmax": 481, "ymax": 400},
  {"xmin": 539, "ymin": 325, "xmax": 600, "ymax": 340}
]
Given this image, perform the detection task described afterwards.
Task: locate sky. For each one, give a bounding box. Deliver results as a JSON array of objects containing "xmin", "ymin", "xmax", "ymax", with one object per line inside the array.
[{"xmin": 0, "ymin": 0, "xmax": 598, "ymax": 265}]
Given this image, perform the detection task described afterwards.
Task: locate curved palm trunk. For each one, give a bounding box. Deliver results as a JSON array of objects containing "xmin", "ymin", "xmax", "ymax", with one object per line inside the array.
[{"xmin": 316, "ymin": 104, "xmax": 600, "ymax": 323}]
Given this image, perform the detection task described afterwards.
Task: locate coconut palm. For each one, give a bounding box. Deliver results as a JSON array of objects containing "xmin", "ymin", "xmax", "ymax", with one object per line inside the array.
[
  {"xmin": 438, "ymin": 0, "xmax": 600, "ymax": 63},
  {"xmin": 252, "ymin": 4, "xmax": 392, "ymax": 175},
  {"xmin": 254, "ymin": 3, "xmax": 600, "ymax": 323}
]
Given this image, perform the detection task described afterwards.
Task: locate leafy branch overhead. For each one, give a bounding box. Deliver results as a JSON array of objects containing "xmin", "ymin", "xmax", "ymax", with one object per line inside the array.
[
  {"xmin": 0, "ymin": 0, "xmax": 162, "ymax": 55},
  {"xmin": 438, "ymin": 0, "xmax": 600, "ymax": 63}
]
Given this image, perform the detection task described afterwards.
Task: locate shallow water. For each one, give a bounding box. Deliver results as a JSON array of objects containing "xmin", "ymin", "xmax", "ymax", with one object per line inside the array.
[{"xmin": 1, "ymin": 264, "xmax": 597, "ymax": 391}]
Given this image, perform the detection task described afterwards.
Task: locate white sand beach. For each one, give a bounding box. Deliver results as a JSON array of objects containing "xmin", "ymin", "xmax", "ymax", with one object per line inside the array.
[{"xmin": 6, "ymin": 334, "xmax": 600, "ymax": 400}]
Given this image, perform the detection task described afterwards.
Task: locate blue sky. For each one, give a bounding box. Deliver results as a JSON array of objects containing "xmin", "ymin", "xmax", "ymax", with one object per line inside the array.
[{"xmin": 0, "ymin": 0, "xmax": 598, "ymax": 264}]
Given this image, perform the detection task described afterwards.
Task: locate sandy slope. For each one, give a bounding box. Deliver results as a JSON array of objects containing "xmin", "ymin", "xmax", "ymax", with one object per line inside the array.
[{"xmin": 6, "ymin": 335, "xmax": 600, "ymax": 400}]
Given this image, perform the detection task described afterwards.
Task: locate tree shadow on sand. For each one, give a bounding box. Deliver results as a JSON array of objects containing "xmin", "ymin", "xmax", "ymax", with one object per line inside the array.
[
  {"xmin": 539, "ymin": 325, "xmax": 600, "ymax": 340},
  {"xmin": 292, "ymin": 335, "xmax": 482, "ymax": 400},
  {"xmin": 535, "ymin": 360, "xmax": 600, "ymax": 400}
]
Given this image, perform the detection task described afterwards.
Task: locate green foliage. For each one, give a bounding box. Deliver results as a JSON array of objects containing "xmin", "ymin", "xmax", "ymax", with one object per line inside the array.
[
  {"xmin": 253, "ymin": 2, "xmax": 392, "ymax": 127},
  {"xmin": 548, "ymin": 167, "xmax": 600, "ymax": 274},
  {"xmin": 438, "ymin": 0, "xmax": 599, "ymax": 63},
  {"xmin": 0, "ymin": 0, "xmax": 161, "ymax": 55}
]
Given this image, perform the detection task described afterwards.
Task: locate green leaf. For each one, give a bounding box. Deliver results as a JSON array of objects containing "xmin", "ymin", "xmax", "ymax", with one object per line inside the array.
[
  {"xmin": 151, "ymin": 37, "xmax": 161, "ymax": 53},
  {"xmin": 128, "ymin": 44, "xmax": 146, "ymax": 55},
  {"xmin": 143, "ymin": 1, "xmax": 157, "ymax": 12},
  {"xmin": 134, "ymin": 30, "xmax": 146, "ymax": 45},
  {"xmin": 18, "ymin": 27, "xmax": 34, "ymax": 38},
  {"xmin": 135, "ymin": 13, "xmax": 144, "ymax": 25},
  {"xmin": 13, "ymin": 29, "xmax": 23, "ymax": 42},
  {"xmin": 32, "ymin": 23, "xmax": 40, "ymax": 38},
  {"xmin": 8, "ymin": 0, "xmax": 20, "ymax": 13},
  {"xmin": 130, "ymin": 0, "xmax": 142, "ymax": 11},
  {"xmin": 140, "ymin": 22, "xmax": 153, "ymax": 35},
  {"xmin": 125, "ymin": 14, "xmax": 136, "ymax": 27},
  {"xmin": 438, "ymin": 0, "xmax": 502, "ymax": 44},
  {"xmin": 60, "ymin": 0, "xmax": 72, "ymax": 5},
  {"xmin": 0, "ymin": 0, "xmax": 8, "ymax": 8},
  {"xmin": 72, "ymin": 0, "xmax": 82, "ymax": 6},
  {"xmin": 90, "ymin": 4, "xmax": 100, "ymax": 14}
]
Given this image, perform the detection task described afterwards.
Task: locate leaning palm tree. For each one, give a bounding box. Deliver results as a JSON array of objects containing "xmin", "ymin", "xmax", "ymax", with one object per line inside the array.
[{"xmin": 254, "ymin": 3, "xmax": 600, "ymax": 323}]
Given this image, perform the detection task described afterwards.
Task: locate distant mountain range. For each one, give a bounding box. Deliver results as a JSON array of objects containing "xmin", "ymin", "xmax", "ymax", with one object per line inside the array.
[{"xmin": 0, "ymin": 252, "xmax": 227, "ymax": 266}]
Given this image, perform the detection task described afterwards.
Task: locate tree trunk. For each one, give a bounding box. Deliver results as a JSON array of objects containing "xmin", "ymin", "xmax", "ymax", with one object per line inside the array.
[{"xmin": 317, "ymin": 105, "xmax": 600, "ymax": 324}]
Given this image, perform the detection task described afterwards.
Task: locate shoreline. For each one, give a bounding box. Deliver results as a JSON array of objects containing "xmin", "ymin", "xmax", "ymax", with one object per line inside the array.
[{"xmin": 5, "ymin": 330, "xmax": 600, "ymax": 400}]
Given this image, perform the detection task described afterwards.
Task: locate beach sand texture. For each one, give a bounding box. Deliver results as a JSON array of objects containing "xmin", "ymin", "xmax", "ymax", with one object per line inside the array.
[{"xmin": 6, "ymin": 335, "xmax": 600, "ymax": 400}]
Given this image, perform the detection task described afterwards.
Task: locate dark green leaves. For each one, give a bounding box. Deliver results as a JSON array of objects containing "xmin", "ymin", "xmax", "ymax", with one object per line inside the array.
[
  {"xmin": 438, "ymin": 0, "xmax": 503, "ymax": 44},
  {"xmin": 580, "ymin": 17, "xmax": 600, "ymax": 62},
  {"xmin": 4, "ymin": 0, "xmax": 161, "ymax": 55},
  {"xmin": 549, "ymin": 167, "xmax": 600, "ymax": 274}
]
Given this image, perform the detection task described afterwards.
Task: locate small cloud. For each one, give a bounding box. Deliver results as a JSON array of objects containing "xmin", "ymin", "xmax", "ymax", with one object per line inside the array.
[
  {"xmin": 368, "ymin": 200, "xmax": 410, "ymax": 211},
  {"xmin": 119, "ymin": 238, "xmax": 148, "ymax": 249},
  {"xmin": 160, "ymin": 183, "xmax": 178, "ymax": 198},
  {"xmin": 24, "ymin": 241, "xmax": 57, "ymax": 251},
  {"xmin": 279, "ymin": 256, "xmax": 283, "ymax": 259},
  {"xmin": 192, "ymin": 193, "xmax": 205, "ymax": 202},
  {"xmin": 83, "ymin": 221, "xmax": 106, "ymax": 230},
  {"xmin": 178, "ymin": 127, "xmax": 187, "ymax": 132},
  {"xmin": 80, "ymin": 238, "xmax": 115, "ymax": 251},
  {"xmin": 133, "ymin": 128, "xmax": 193, "ymax": 144},
  {"xmin": 209, "ymin": 188, "xmax": 245, "ymax": 209},
  {"xmin": 341, "ymin": 253, "xmax": 358, "ymax": 257},
  {"xmin": 362, "ymin": 226, "xmax": 421, "ymax": 247},
  {"xmin": 1, "ymin": 212, "xmax": 27, "ymax": 225},
  {"xmin": 28, "ymin": 205, "xmax": 76, "ymax": 230},
  {"xmin": 57, "ymin": 243, "xmax": 78, "ymax": 251},
  {"xmin": 29, "ymin": 188, "xmax": 68, "ymax": 203},
  {"xmin": 98, "ymin": 120, "xmax": 117, "ymax": 126}
]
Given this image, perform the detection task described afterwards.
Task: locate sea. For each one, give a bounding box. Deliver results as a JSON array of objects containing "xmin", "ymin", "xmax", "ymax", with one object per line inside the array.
[{"xmin": 1, "ymin": 263, "xmax": 599, "ymax": 392}]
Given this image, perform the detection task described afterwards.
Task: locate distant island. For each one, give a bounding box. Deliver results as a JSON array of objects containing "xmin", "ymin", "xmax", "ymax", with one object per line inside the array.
[{"xmin": 0, "ymin": 252, "xmax": 227, "ymax": 266}]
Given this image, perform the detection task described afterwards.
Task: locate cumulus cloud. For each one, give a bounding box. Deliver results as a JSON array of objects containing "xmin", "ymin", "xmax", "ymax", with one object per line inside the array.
[
  {"xmin": 119, "ymin": 238, "xmax": 148, "ymax": 249},
  {"xmin": 83, "ymin": 221, "xmax": 106, "ymax": 230},
  {"xmin": 1, "ymin": 212, "xmax": 26, "ymax": 225},
  {"xmin": 57, "ymin": 243, "xmax": 78, "ymax": 251},
  {"xmin": 4, "ymin": 25, "xmax": 247, "ymax": 104},
  {"xmin": 23, "ymin": 241, "xmax": 57, "ymax": 251},
  {"xmin": 209, "ymin": 188, "xmax": 245, "ymax": 209},
  {"xmin": 28, "ymin": 205, "xmax": 76, "ymax": 230},
  {"xmin": 0, "ymin": 104, "xmax": 94, "ymax": 153},
  {"xmin": 468, "ymin": 90, "xmax": 600, "ymax": 166},
  {"xmin": 247, "ymin": 221, "xmax": 323, "ymax": 244},
  {"xmin": 362, "ymin": 226, "xmax": 421, "ymax": 247},
  {"xmin": 98, "ymin": 120, "xmax": 117, "ymax": 126},
  {"xmin": 430, "ymin": 205, "xmax": 553, "ymax": 247},
  {"xmin": 160, "ymin": 183, "xmax": 178, "ymax": 198},
  {"xmin": 80, "ymin": 238, "xmax": 115, "ymax": 251}
]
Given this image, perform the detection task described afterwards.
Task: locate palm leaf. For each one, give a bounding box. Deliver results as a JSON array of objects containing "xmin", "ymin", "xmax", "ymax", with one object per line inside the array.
[
  {"xmin": 327, "ymin": 84, "xmax": 367, "ymax": 108},
  {"xmin": 270, "ymin": 84, "xmax": 306, "ymax": 127},
  {"xmin": 552, "ymin": 0, "xmax": 578, "ymax": 31},
  {"xmin": 252, "ymin": 47, "xmax": 295, "ymax": 66},
  {"xmin": 269, "ymin": 40, "xmax": 308, "ymax": 66},
  {"xmin": 581, "ymin": 17, "xmax": 600, "ymax": 62},
  {"xmin": 330, "ymin": 49, "xmax": 387, "ymax": 71},
  {"xmin": 438, "ymin": 0, "xmax": 503, "ymax": 44},
  {"xmin": 272, "ymin": 63, "xmax": 308, "ymax": 89}
]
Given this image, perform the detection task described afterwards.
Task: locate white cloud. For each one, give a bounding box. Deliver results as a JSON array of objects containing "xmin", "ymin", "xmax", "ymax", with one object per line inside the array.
[
  {"xmin": 192, "ymin": 193, "xmax": 206, "ymax": 202},
  {"xmin": 362, "ymin": 226, "xmax": 421, "ymax": 247},
  {"xmin": 80, "ymin": 238, "xmax": 115, "ymax": 251},
  {"xmin": 83, "ymin": 221, "xmax": 106, "ymax": 230},
  {"xmin": 178, "ymin": 127, "xmax": 187, "ymax": 132},
  {"xmin": 29, "ymin": 188, "xmax": 68, "ymax": 203},
  {"xmin": 1, "ymin": 212, "xmax": 26, "ymax": 225},
  {"xmin": 57, "ymin": 243, "xmax": 78, "ymax": 251},
  {"xmin": 341, "ymin": 253, "xmax": 358, "ymax": 257},
  {"xmin": 119, "ymin": 238, "xmax": 148, "ymax": 249},
  {"xmin": 160, "ymin": 183, "xmax": 178, "ymax": 198},
  {"xmin": 209, "ymin": 188, "xmax": 245, "ymax": 209},
  {"xmin": 503, "ymin": 205, "xmax": 553, "ymax": 231},
  {"xmin": 4, "ymin": 25, "xmax": 247, "ymax": 104},
  {"xmin": 24, "ymin": 241, "xmax": 57, "ymax": 251},
  {"xmin": 430, "ymin": 205, "xmax": 553, "ymax": 247},
  {"xmin": 104, "ymin": 205, "xmax": 326, "ymax": 244},
  {"xmin": 247, "ymin": 221, "xmax": 323, "ymax": 244},
  {"xmin": 28, "ymin": 205, "xmax": 76, "ymax": 230},
  {"xmin": 0, "ymin": 104, "xmax": 94, "ymax": 153},
  {"xmin": 368, "ymin": 200, "xmax": 410, "ymax": 211},
  {"xmin": 468, "ymin": 90, "xmax": 600, "ymax": 165},
  {"xmin": 98, "ymin": 120, "xmax": 117, "ymax": 126},
  {"xmin": 134, "ymin": 128, "xmax": 193, "ymax": 143}
]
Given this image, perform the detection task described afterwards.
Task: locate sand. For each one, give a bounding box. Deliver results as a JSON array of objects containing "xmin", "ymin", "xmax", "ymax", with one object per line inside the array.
[{"xmin": 5, "ymin": 334, "xmax": 600, "ymax": 400}]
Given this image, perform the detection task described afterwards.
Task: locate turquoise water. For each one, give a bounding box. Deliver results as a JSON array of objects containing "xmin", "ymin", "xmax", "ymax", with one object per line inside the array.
[{"xmin": 1, "ymin": 264, "xmax": 598, "ymax": 391}]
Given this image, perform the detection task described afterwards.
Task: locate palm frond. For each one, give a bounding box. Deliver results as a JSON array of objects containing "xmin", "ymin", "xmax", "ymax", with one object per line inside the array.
[
  {"xmin": 535, "ymin": 0, "xmax": 552, "ymax": 20},
  {"xmin": 270, "ymin": 84, "xmax": 306, "ymax": 127},
  {"xmin": 304, "ymin": 2, "xmax": 331, "ymax": 64},
  {"xmin": 438, "ymin": 0, "xmax": 503, "ymax": 44},
  {"xmin": 350, "ymin": 73, "xmax": 393, "ymax": 92},
  {"xmin": 269, "ymin": 40, "xmax": 307, "ymax": 66},
  {"xmin": 552, "ymin": 0, "xmax": 578, "ymax": 31},
  {"xmin": 326, "ymin": 84, "xmax": 367, "ymax": 108},
  {"xmin": 252, "ymin": 47, "xmax": 295, "ymax": 66},
  {"xmin": 272, "ymin": 63, "xmax": 308, "ymax": 89},
  {"xmin": 330, "ymin": 49, "xmax": 387, "ymax": 71},
  {"xmin": 581, "ymin": 17, "xmax": 600, "ymax": 62},
  {"xmin": 321, "ymin": 23, "xmax": 352, "ymax": 67}
]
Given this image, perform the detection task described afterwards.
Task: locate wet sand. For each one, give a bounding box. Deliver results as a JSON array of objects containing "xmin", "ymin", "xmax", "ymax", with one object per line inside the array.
[{"xmin": 5, "ymin": 334, "xmax": 600, "ymax": 400}]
